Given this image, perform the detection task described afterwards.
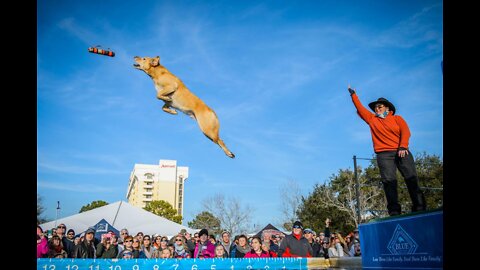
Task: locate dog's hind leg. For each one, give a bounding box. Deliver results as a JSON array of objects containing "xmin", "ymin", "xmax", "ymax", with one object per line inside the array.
[{"xmin": 196, "ymin": 110, "xmax": 235, "ymax": 158}]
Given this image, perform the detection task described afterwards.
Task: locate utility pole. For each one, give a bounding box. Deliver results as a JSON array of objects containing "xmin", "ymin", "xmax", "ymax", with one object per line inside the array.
[{"xmin": 353, "ymin": 156, "xmax": 361, "ymax": 225}]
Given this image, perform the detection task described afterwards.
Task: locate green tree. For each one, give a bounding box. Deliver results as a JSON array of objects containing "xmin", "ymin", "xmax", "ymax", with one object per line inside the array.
[
  {"xmin": 412, "ymin": 152, "xmax": 443, "ymax": 209},
  {"xmin": 79, "ymin": 200, "xmax": 109, "ymax": 213},
  {"xmin": 144, "ymin": 200, "xmax": 182, "ymax": 224},
  {"xmin": 37, "ymin": 194, "xmax": 48, "ymax": 224},
  {"xmin": 188, "ymin": 211, "xmax": 221, "ymax": 236}
]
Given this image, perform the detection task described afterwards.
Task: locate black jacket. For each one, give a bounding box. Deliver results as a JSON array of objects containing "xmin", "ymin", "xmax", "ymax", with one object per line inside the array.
[
  {"xmin": 73, "ymin": 240, "xmax": 95, "ymax": 258},
  {"xmin": 309, "ymin": 241, "xmax": 321, "ymax": 257}
]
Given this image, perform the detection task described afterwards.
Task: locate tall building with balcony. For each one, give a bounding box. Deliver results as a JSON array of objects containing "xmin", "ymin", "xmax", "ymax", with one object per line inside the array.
[{"xmin": 126, "ymin": 159, "xmax": 189, "ymax": 218}]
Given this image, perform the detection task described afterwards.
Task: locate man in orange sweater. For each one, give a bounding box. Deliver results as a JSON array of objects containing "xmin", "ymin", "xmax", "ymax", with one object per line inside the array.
[{"xmin": 348, "ymin": 86, "xmax": 426, "ymax": 216}]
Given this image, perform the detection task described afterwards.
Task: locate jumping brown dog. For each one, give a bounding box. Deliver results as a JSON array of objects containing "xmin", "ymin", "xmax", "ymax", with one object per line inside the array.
[{"xmin": 133, "ymin": 56, "xmax": 235, "ymax": 158}]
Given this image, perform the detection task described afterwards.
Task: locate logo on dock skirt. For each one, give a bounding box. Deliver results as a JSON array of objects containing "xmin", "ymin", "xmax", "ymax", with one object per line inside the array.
[{"xmin": 387, "ymin": 224, "xmax": 418, "ymax": 255}]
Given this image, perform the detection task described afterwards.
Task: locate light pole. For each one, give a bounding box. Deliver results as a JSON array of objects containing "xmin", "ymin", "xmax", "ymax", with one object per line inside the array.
[
  {"xmin": 353, "ymin": 156, "xmax": 361, "ymax": 225},
  {"xmin": 54, "ymin": 201, "xmax": 60, "ymax": 228}
]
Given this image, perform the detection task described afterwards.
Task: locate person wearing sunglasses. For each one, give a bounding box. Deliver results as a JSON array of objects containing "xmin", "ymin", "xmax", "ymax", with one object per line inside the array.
[
  {"xmin": 117, "ymin": 236, "xmax": 135, "ymax": 258},
  {"xmin": 152, "ymin": 237, "xmax": 170, "ymax": 258},
  {"xmin": 119, "ymin": 229, "xmax": 129, "ymax": 243},
  {"xmin": 66, "ymin": 229, "xmax": 75, "ymax": 241},
  {"xmin": 348, "ymin": 86, "xmax": 426, "ymax": 216},
  {"xmin": 121, "ymin": 250, "xmax": 133, "ymax": 259},
  {"xmin": 141, "ymin": 235, "xmax": 154, "ymax": 258},
  {"xmin": 173, "ymin": 236, "xmax": 191, "ymax": 258},
  {"xmin": 131, "ymin": 238, "xmax": 145, "ymax": 258},
  {"xmin": 277, "ymin": 221, "xmax": 313, "ymax": 257},
  {"xmin": 152, "ymin": 236, "xmax": 163, "ymax": 251},
  {"xmin": 55, "ymin": 224, "xmax": 74, "ymax": 258}
]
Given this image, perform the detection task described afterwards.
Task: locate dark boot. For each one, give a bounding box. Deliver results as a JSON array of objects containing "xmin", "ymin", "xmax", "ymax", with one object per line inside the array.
[
  {"xmin": 404, "ymin": 176, "xmax": 427, "ymax": 212},
  {"xmin": 389, "ymin": 211, "xmax": 401, "ymax": 216},
  {"xmin": 382, "ymin": 180, "xmax": 401, "ymax": 216},
  {"xmin": 411, "ymin": 191, "xmax": 427, "ymax": 212}
]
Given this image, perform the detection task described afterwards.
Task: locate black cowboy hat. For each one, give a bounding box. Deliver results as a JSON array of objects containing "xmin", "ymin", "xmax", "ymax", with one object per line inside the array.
[{"xmin": 368, "ymin": 97, "xmax": 396, "ymax": 115}]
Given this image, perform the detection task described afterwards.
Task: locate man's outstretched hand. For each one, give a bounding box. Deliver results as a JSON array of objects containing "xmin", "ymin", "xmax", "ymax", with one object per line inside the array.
[{"xmin": 348, "ymin": 85, "xmax": 356, "ymax": 95}]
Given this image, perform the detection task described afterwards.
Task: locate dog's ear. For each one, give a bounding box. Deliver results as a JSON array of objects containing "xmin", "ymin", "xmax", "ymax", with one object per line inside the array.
[{"xmin": 151, "ymin": 56, "xmax": 160, "ymax": 67}]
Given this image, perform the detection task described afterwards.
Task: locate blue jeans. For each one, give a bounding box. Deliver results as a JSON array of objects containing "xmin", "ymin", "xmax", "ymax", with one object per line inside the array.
[{"xmin": 376, "ymin": 150, "xmax": 426, "ymax": 215}]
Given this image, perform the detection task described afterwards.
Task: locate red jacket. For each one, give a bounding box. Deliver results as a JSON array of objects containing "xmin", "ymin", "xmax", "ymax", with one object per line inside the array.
[
  {"xmin": 351, "ymin": 93, "xmax": 411, "ymax": 153},
  {"xmin": 244, "ymin": 250, "xmax": 270, "ymax": 258}
]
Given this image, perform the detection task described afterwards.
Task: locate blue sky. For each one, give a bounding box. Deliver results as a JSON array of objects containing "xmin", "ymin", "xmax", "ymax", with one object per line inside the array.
[{"xmin": 37, "ymin": 0, "xmax": 443, "ymax": 231}]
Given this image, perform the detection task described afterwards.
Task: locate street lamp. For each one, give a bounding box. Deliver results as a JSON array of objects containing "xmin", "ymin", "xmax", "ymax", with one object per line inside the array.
[{"xmin": 54, "ymin": 201, "xmax": 60, "ymax": 228}]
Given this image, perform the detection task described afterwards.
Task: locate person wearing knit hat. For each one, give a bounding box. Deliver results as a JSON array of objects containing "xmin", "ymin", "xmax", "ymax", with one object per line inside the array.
[
  {"xmin": 277, "ymin": 221, "xmax": 313, "ymax": 258},
  {"xmin": 198, "ymin": 229, "xmax": 209, "ymax": 237},
  {"xmin": 348, "ymin": 85, "xmax": 426, "ymax": 216},
  {"xmin": 193, "ymin": 229, "xmax": 215, "ymax": 258},
  {"xmin": 292, "ymin": 221, "xmax": 303, "ymax": 230}
]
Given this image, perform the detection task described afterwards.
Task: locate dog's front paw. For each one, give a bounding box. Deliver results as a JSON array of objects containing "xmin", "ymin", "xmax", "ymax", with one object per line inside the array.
[
  {"xmin": 162, "ymin": 106, "xmax": 177, "ymax": 115},
  {"xmin": 157, "ymin": 95, "xmax": 173, "ymax": 102}
]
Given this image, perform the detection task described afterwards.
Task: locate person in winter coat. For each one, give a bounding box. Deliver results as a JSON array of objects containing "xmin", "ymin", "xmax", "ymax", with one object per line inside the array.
[
  {"xmin": 193, "ymin": 229, "xmax": 215, "ymax": 258},
  {"xmin": 96, "ymin": 234, "xmax": 118, "ymax": 258},
  {"xmin": 244, "ymin": 236, "xmax": 270, "ymax": 258},
  {"xmin": 37, "ymin": 225, "xmax": 49, "ymax": 258},
  {"xmin": 72, "ymin": 227, "xmax": 96, "ymax": 258},
  {"xmin": 230, "ymin": 235, "xmax": 250, "ymax": 258},
  {"xmin": 278, "ymin": 221, "xmax": 313, "ymax": 257}
]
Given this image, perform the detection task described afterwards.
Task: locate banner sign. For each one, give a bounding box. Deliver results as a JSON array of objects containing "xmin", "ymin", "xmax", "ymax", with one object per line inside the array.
[
  {"xmin": 38, "ymin": 258, "xmax": 308, "ymax": 270},
  {"xmin": 359, "ymin": 210, "xmax": 443, "ymax": 269}
]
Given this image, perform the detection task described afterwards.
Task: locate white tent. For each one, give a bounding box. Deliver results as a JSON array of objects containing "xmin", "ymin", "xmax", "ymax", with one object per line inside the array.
[{"xmin": 39, "ymin": 201, "xmax": 198, "ymax": 237}]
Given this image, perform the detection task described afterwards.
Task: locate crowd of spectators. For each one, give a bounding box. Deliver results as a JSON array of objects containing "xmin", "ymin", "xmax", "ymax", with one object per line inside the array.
[{"xmin": 37, "ymin": 218, "xmax": 361, "ymax": 259}]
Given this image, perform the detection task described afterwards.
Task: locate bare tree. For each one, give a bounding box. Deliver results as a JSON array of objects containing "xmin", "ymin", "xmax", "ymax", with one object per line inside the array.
[
  {"xmin": 278, "ymin": 179, "xmax": 303, "ymax": 230},
  {"xmin": 318, "ymin": 168, "xmax": 384, "ymax": 227},
  {"xmin": 202, "ymin": 194, "xmax": 253, "ymax": 236},
  {"xmin": 37, "ymin": 194, "xmax": 49, "ymax": 224}
]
